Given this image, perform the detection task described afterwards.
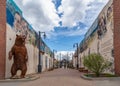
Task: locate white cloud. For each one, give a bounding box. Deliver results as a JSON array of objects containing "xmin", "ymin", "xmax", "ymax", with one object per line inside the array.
[
  {"xmin": 14, "ymin": 0, "xmax": 109, "ymax": 38},
  {"xmin": 14, "ymin": 0, "xmax": 60, "ymax": 32},
  {"xmin": 83, "ymin": 0, "xmax": 109, "ymax": 26},
  {"xmin": 58, "ymin": 0, "xmax": 109, "ymax": 27},
  {"xmin": 45, "ymin": 27, "xmax": 88, "ymax": 39},
  {"xmin": 68, "ymin": 27, "xmax": 88, "ymax": 36},
  {"xmin": 57, "ymin": 51, "xmax": 74, "ymax": 55},
  {"xmin": 55, "ymin": 51, "xmax": 74, "ymax": 60},
  {"xmin": 57, "ymin": 28, "xmax": 87, "ymax": 37}
]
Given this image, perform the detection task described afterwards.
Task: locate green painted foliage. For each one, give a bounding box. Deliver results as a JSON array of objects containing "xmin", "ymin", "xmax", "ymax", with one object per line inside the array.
[{"xmin": 83, "ymin": 53, "xmax": 112, "ymax": 77}]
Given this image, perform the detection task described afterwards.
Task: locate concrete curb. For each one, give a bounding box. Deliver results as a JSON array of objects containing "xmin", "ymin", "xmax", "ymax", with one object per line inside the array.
[
  {"xmin": 0, "ymin": 75, "xmax": 40, "ymax": 82},
  {"xmin": 81, "ymin": 74, "xmax": 120, "ymax": 81},
  {"xmin": 81, "ymin": 74, "xmax": 93, "ymax": 80}
]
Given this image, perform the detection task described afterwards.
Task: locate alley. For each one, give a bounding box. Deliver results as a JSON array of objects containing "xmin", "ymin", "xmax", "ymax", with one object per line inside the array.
[
  {"xmin": 0, "ymin": 68, "xmax": 92, "ymax": 86},
  {"xmin": 1, "ymin": 68, "xmax": 120, "ymax": 86}
]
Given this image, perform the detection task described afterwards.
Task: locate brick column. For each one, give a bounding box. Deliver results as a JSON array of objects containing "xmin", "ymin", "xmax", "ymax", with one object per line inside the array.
[
  {"xmin": 113, "ymin": 0, "xmax": 120, "ymax": 75},
  {"xmin": 0, "ymin": 0, "xmax": 6, "ymax": 79}
]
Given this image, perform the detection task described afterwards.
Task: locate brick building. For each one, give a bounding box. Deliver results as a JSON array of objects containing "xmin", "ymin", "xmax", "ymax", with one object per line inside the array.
[
  {"xmin": 113, "ymin": 0, "xmax": 120, "ymax": 75},
  {"xmin": 0, "ymin": 0, "xmax": 6, "ymax": 79}
]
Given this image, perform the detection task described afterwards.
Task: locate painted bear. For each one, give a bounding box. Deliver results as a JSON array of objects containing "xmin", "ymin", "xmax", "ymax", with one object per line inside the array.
[{"xmin": 8, "ymin": 34, "xmax": 28, "ymax": 78}]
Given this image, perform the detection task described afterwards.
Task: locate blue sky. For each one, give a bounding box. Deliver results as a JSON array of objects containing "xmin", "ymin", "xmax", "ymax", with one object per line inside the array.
[
  {"xmin": 45, "ymin": 0, "xmax": 109, "ymax": 52},
  {"xmin": 45, "ymin": 29, "xmax": 84, "ymax": 51},
  {"xmin": 14, "ymin": 0, "xmax": 109, "ymax": 53},
  {"xmin": 44, "ymin": 24, "xmax": 86, "ymax": 51}
]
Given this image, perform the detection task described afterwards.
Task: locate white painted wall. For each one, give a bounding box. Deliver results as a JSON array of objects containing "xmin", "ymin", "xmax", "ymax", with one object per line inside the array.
[
  {"xmin": 6, "ymin": 24, "xmax": 16, "ymax": 78},
  {"xmin": 79, "ymin": 0, "xmax": 114, "ymax": 73},
  {"xmin": 5, "ymin": 24, "xmax": 52, "ymax": 78}
]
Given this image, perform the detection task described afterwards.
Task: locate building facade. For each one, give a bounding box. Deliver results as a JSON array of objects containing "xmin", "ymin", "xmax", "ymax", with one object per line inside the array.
[
  {"xmin": 0, "ymin": 0, "xmax": 53, "ymax": 79},
  {"xmin": 73, "ymin": 0, "xmax": 120, "ymax": 75},
  {"xmin": 0, "ymin": 0, "xmax": 6, "ymax": 79},
  {"xmin": 113, "ymin": 0, "xmax": 120, "ymax": 75}
]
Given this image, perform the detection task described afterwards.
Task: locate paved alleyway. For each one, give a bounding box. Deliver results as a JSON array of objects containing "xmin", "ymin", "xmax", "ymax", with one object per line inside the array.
[
  {"xmin": 0, "ymin": 68, "xmax": 92, "ymax": 86},
  {"xmin": 0, "ymin": 68, "xmax": 120, "ymax": 86}
]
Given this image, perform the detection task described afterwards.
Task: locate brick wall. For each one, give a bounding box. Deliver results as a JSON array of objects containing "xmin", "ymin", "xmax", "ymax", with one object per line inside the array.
[
  {"xmin": 113, "ymin": 0, "xmax": 120, "ymax": 75},
  {"xmin": 0, "ymin": 0, "xmax": 6, "ymax": 79}
]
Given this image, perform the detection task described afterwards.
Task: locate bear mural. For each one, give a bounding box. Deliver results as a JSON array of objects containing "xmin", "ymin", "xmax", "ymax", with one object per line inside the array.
[{"xmin": 8, "ymin": 34, "xmax": 28, "ymax": 78}]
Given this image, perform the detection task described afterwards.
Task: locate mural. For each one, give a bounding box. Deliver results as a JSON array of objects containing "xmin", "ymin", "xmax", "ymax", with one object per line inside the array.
[
  {"xmin": 97, "ymin": 4, "xmax": 113, "ymax": 39},
  {"xmin": 6, "ymin": 0, "xmax": 52, "ymax": 54},
  {"xmin": 97, "ymin": 13, "xmax": 107, "ymax": 39},
  {"xmin": 8, "ymin": 35, "xmax": 28, "ymax": 78},
  {"xmin": 6, "ymin": 0, "xmax": 38, "ymax": 47},
  {"xmin": 5, "ymin": 0, "xmax": 53, "ymax": 77},
  {"xmin": 107, "ymin": 4, "xmax": 113, "ymax": 32},
  {"xmin": 80, "ymin": 2, "xmax": 113, "ymax": 53}
]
